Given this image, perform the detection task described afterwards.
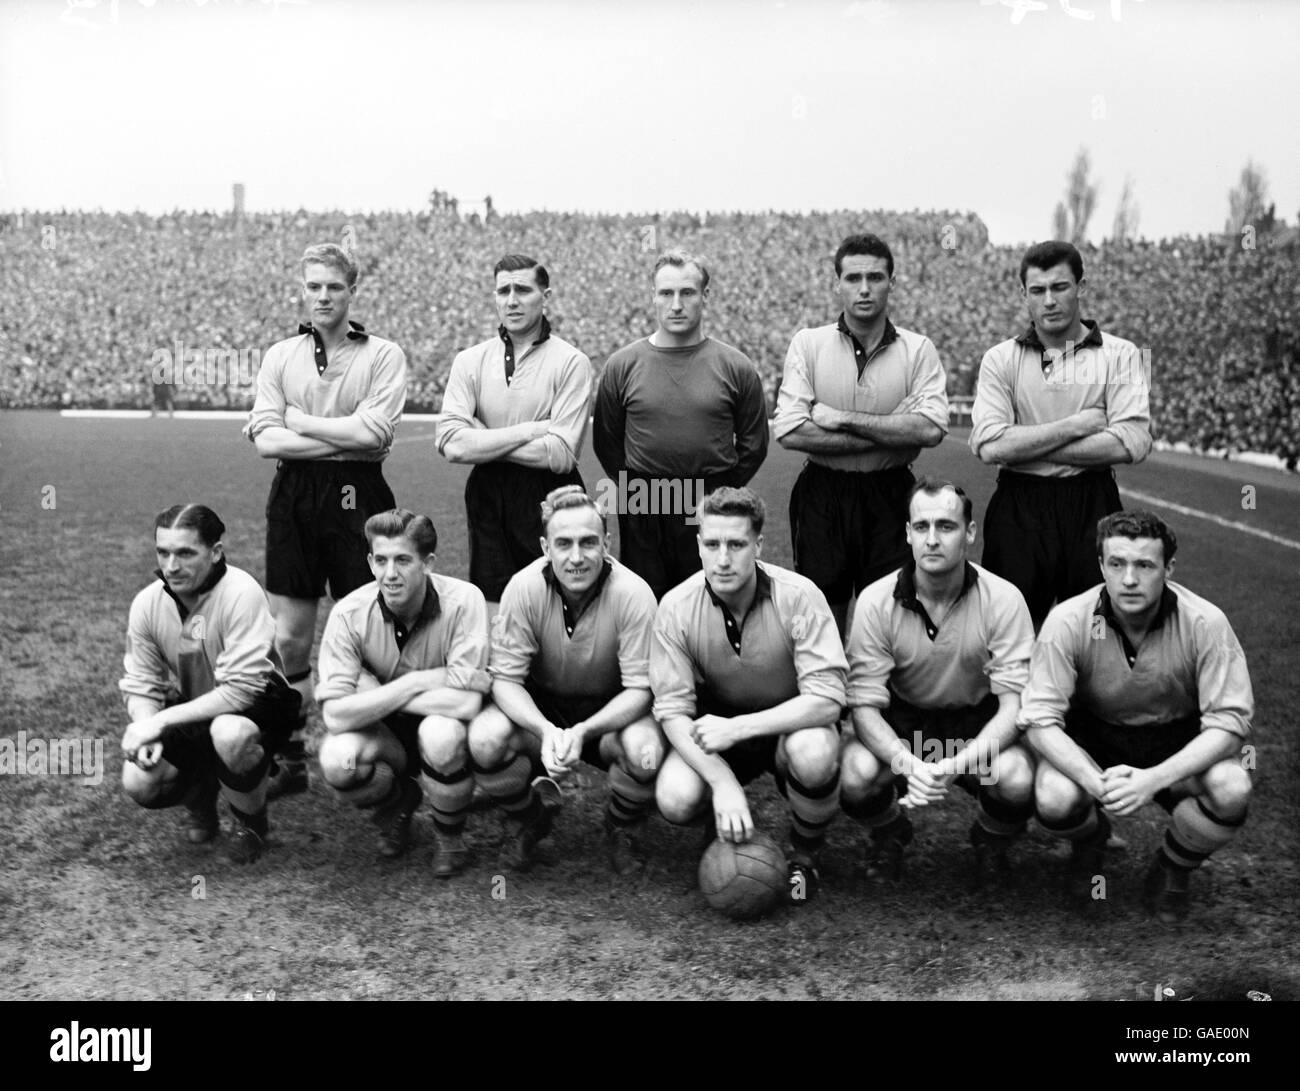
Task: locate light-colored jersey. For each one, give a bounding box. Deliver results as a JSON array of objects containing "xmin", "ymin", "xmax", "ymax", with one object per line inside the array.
[
  {"xmin": 316, "ymin": 575, "xmax": 491, "ymax": 704},
  {"xmin": 969, "ymin": 321, "xmax": 1151, "ymax": 477},
  {"xmin": 120, "ymin": 561, "xmax": 290, "ymax": 712},
  {"xmin": 436, "ymin": 323, "xmax": 592, "ymax": 474},
  {"xmin": 773, "ymin": 316, "xmax": 949, "ymax": 473},
  {"xmin": 651, "ymin": 562, "xmax": 847, "ymax": 722},
  {"xmin": 1017, "ymin": 581, "xmax": 1252, "ymax": 738},
  {"xmin": 490, "ymin": 557, "xmax": 656, "ymax": 700},
  {"xmin": 246, "ymin": 323, "xmax": 407, "ymax": 461},
  {"xmin": 848, "ymin": 561, "xmax": 1034, "ymax": 710}
]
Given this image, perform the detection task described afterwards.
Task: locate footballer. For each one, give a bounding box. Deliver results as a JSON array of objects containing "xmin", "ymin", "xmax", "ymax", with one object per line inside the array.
[
  {"xmin": 468, "ymin": 486, "xmax": 665, "ymax": 874},
  {"xmin": 1020, "ymin": 510, "xmax": 1253, "ymax": 922},
  {"xmin": 840, "ymin": 479, "xmax": 1036, "ymax": 886},
  {"xmin": 245, "ymin": 242, "xmax": 409, "ymax": 798},
  {"xmin": 119, "ymin": 505, "xmax": 302, "ymax": 864},
  {"xmin": 315, "ymin": 510, "xmax": 490, "ymax": 876},
  {"xmin": 652, "ymin": 487, "xmax": 847, "ymax": 901}
]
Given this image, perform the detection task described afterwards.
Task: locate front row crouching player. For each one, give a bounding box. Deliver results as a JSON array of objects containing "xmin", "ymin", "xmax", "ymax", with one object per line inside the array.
[
  {"xmin": 314, "ymin": 510, "xmax": 490, "ymax": 876},
  {"xmin": 468, "ymin": 486, "xmax": 665, "ymax": 874},
  {"xmin": 1019, "ymin": 511, "xmax": 1253, "ymax": 922},
  {"xmin": 120, "ymin": 505, "xmax": 302, "ymax": 865},
  {"xmin": 840, "ymin": 480, "xmax": 1036, "ymax": 887},
  {"xmin": 652, "ymin": 487, "xmax": 847, "ymax": 902}
]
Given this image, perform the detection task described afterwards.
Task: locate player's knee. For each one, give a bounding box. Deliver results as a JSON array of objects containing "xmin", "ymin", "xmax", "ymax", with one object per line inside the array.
[
  {"xmin": 989, "ymin": 745, "xmax": 1034, "ymax": 802},
  {"xmin": 318, "ymin": 734, "xmax": 362, "ymax": 787},
  {"xmin": 655, "ymin": 765, "xmax": 705, "ymax": 825},
  {"xmin": 784, "ymin": 728, "xmax": 839, "ymax": 786},
  {"xmin": 618, "ymin": 720, "xmax": 664, "ymax": 781},
  {"xmin": 1201, "ymin": 759, "xmax": 1251, "ymax": 816},
  {"xmin": 276, "ymin": 630, "xmax": 314, "ymax": 670},
  {"xmin": 210, "ymin": 715, "xmax": 262, "ymax": 770},
  {"xmin": 122, "ymin": 762, "xmax": 162, "ymax": 805},
  {"xmin": 1034, "ymin": 765, "xmax": 1086, "ymax": 821},
  {"xmin": 419, "ymin": 714, "xmax": 468, "ymax": 772},
  {"xmin": 467, "ymin": 707, "xmax": 514, "ymax": 766},
  {"xmin": 840, "ymin": 739, "xmax": 885, "ymax": 798}
]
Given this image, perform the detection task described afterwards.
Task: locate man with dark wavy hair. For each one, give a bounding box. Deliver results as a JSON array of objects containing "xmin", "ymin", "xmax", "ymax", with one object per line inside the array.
[
  {"xmin": 437, "ymin": 254, "xmax": 592, "ymax": 609},
  {"xmin": 971, "ymin": 240, "xmax": 1151, "ymax": 629},
  {"xmin": 1020, "ymin": 510, "xmax": 1253, "ymax": 922},
  {"xmin": 120, "ymin": 504, "xmax": 302, "ymax": 865},
  {"xmin": 775, "ymin": 233, "xmax": 949, "ymax": 638}
]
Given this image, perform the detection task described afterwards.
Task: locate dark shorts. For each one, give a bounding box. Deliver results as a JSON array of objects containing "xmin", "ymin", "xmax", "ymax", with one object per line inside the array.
[
  {"xmin": 881, "ymin": 691, "xmax": 1000, "ymax": 744},
  {"xmin": 695, "ymin": 694, "xmax": 788, "ymax": 790},
  {"xmin": 527, "ymin": 685, "xmax": 615, "ymax": 769},
  {"xmin": 789, "ymin": 462, "xmax": 914, "ymax": 606},
  {"xmin": 159, "ymin": 685, "xmax": 301, "ymax": 775},
  {"xmin": 717, "ymin": 736, "xmax": 782, "ymax": 787},
  {"xmin": 382, "ymin": 711, "xmax": 426, "ymax": 777},
  {"xmin": 615, "ymin": 471, "xmax": 732, "ymax": 600},
  {"xmin": 879, "ymin": 691, "xmax": 1001, "ymax": 798},
  {"xmin": 265, "ymin": 459, "xmax": 396, "ymax": 601},
  {"xmin": 465, "ymin": 461, "xmax": 583, "ymax": 602},
  {"xmin": 980, "ymin": 468, "xmax": 1121, "ymax": 628},
  {"xmin": 1065, "ymin": 707, "xmax": 1200, "ymax": 812}
]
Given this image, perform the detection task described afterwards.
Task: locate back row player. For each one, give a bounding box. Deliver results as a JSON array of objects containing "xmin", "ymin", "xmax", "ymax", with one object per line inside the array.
[{"xmin": 245, "ymin": 243, "xmax": 408, "ymax": 796}]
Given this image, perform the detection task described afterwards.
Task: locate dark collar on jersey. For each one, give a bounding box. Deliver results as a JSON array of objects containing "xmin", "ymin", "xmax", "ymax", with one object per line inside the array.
[
  {"xmin": 837, "ymin": 313, "xmax": 898, "ymax": 376},
  {"xmin": 704, "ymin": 564, "xmax": 773, "ymax": 656},
  {"xmin": 498, "ymin": 315, "xmax": 552, "ymax": 350},
  {"xmin": 1016, "ymin": 319, "xmax": 1103, "ymax": 368},
  {"xmin": 376, "ymin": 577, "xmax": 441, "ymax": 641},
  {"xmin": 705, "ymin": 562, "xmax": 773, "ymax": 611},
  {"xmin": 154, "ymin": 557, "xmax": 229, "ymax": 621},
  {"xmin": 297, "ymin": 319, "xmax": 369, "ymax": 340},
  {"xmin": 298, "ymin": 320, "xmax": 368, "ymax": 376},
  {"xmin": 543, "ymin": 559, "xmax": 614, "ymax": 637},
  {"xmin": 1093, "ymin": 585, "xmax": 1178, "ymax": 666},
  {"xmin": 1094, "ymin": 585, "xmax": 1179, "ymax": 632},
  {"xmin": 892, "ymin": 560, "xmax": 979, "ymax": 640}
]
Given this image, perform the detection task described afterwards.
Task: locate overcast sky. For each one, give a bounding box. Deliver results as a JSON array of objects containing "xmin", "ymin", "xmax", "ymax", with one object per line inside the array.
[{"xmin": 1, "ymin": 0, "xmax": 1295, "ymax": 245}]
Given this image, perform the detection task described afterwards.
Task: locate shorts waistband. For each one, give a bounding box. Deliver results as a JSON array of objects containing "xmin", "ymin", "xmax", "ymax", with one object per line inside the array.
[
  {"xmin": 803, "ymin": 461, "xmax": 913, "ymax": 480},
  {"xmin": 276, "ymin": 458, "xmax": 387, "ymax": 474},
  {"xmin": 996, "ymin": 468, "xmax": 1114, "ymax": 487}
]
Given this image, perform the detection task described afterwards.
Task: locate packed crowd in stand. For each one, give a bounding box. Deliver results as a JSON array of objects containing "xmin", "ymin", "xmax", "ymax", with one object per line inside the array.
[{"xmin": 2, "ymin": 208, "xmax": 1296, "ymax": 464}]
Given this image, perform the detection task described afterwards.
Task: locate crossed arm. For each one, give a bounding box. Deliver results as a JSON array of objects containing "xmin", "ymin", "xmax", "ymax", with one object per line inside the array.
[{"xmin": 321, "ymin": 668, "xmax": 482, "ymax": 734}]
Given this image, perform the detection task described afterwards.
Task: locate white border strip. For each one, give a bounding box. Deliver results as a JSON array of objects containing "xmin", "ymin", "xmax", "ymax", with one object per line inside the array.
[{"xmin": 1119, "ymin": 487, "xmax": 1300, "ymax": 552}]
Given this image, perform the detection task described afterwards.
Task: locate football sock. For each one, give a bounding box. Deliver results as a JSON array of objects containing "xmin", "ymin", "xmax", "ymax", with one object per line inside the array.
[
  {"xmin": 472, "ymin": 753, "xmax": 539, "ymax": 824},
  {"xmin": 342, "ymin": 761, "xmax": 398, "ymax": 809},
  {"xmin": 842, "ymin": 780, "xmax": 899, "ymax": 830},
  {"xmin": 228, "ymin": 803, "xmax": 268, "ymax": 837},
  {"xmin": 1038, "ymin": 801, "xmax": 1102, "ymax": 842},
  {"xmin": 1163, "ymin": 797, "xmax": 1247, "ymax": 870},
  {"xmin": 423, "ymin": 762, "xmax": 473, "ymax": 837},
  {"xmin": 976, "ymin": 785, "xmax": 1031, "ymax": 839},
  {"xmin": 607, "ymin": 762, "xmax": 654, "ymax": 826},
  {"xmin": 786, "ymin": 768, "xmax": 840, "ymax": 853}
]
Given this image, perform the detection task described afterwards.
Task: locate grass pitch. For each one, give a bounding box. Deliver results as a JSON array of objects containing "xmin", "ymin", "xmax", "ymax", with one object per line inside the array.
[{"xmin": 1, "ymin": 411, "xmax": 1297, "ymax": 1000}]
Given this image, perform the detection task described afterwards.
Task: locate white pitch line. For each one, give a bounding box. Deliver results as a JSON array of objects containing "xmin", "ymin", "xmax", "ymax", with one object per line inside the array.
[{"xmin": 1119, "ymin": 487, "xmax": 1300, "ymax": 552}]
